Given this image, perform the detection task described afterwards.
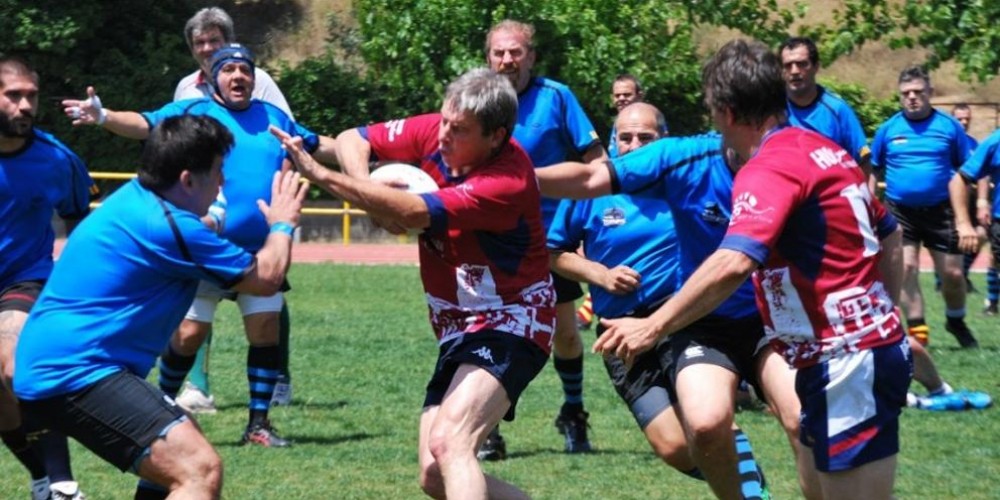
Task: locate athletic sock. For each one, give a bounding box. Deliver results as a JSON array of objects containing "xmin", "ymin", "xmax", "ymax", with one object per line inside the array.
[
  {"xmin": 906, "ymin": 317, "xmax": 929, "ymax": 345},
  {"xmin": 945, "ymin": 308, "xmax": 967, "ymax": 321},
  {"xmin": 987, "ymin": 267, "xmax": 999, "ymax": 304},
  {"xmin": 734, "ymin": 429, "xmax": 768, "ymax": 500},
  {"xmin": 929, "ymin": 381, "xmax": 954, "ymax": 397},
  {"xmin": 188, "ymin": 331, "xmax": 212, "ymax": 394},
  {"xmin": 134, "ymin": 479, "xmax": 169, "ymax": 499},
  {"xmin": 37, "ymin": 430, "xmax": 73, "ymax": 483},
  {"xmin": 157, "ymin": 344, "xmax": 196, "ymax": 398},
  {"xmin": 278, "ymin": 302, "xmax": 291, "ymax": 380},
  {"xmin": 576, "ymin": 294, "xmax": 594, "ymax": 327},
  {"xmin": 553, "ymin": 355, "xmax": 584, "ymax": 415},
  {"xmin": 1, "ymin": 427, "xmax": 47, "ymax": 479},
  {"xmin": 963, "ymin": 251, "xmax": 976, "ymax": 280},
  {"xmin": 247, "ymin": 344, "xmax": 280, "ymax": 427}
]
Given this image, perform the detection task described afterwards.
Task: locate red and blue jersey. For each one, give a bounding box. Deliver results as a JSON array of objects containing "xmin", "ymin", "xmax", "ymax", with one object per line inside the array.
[
  {"xmin": 719, "ymin": 127, "xmax": 904, "ymax": 368},
  {"xmin": 361, "ymin": 114, "xmax": 556, "ymax": 353}
]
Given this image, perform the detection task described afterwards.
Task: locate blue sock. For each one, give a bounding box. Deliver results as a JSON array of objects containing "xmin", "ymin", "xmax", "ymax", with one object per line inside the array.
[
  {"xmin": 553, "ymin": 355, "xmax": 584, "ymax": 414},
  {"xmin": 987, "ymin": 267, "xmax": 999, "ymax": 303},
  {"xmin": 734, "ymin": 429, "xmax": 768, "ymax": 500},
  {"xmin": 247, "ymin": 345, "xmax": 280, "ymax": 426}
]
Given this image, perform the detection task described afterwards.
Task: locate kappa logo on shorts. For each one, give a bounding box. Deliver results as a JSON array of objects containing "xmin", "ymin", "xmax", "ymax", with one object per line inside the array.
[
  {"xmin": 683, "ymin": 345, "xmax": 705, "ymax": 359},
  {"xmin": 472, "ymin": 346, "xmax": 495, "ymax": 364}
]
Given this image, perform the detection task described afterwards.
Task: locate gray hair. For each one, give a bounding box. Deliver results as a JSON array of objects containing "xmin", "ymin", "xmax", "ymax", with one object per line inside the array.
[
  {"xmin": 184, "ymin": 7, "xmax": 235, "ymax": 50},
  {"xmin": 485, "ymin": 19, "xmax": 535, "ymax": 55},
  {"xmin": 443, "ymin": 68, "xmax": 518, "ymax": 146}
]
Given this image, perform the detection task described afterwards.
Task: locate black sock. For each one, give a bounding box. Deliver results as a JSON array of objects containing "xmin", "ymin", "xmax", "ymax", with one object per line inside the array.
[
  {"xmin": 37, "ymin": 430, "xmax": 73, "ymax": 483},
  {"xmin": 247, "ymin": 345, "xmax": 280, "ymax": 427},
  {"xmin": 1, "ymin": 427, "xmax": 47, "ymax": 479},
  {"xmin": 134, "ymin": 479, "xmax": 169, "ymax": 500},
  {"xmin": 157, "ymin": 344, "xmax": 196, "ymax": 398},
  {"xmin": 553, "ymin": 355, "xmax": 584, "ymax": 415},
  {"xmin": 278, "ymin": 302, "xmax": 291, "ymax": 380}
]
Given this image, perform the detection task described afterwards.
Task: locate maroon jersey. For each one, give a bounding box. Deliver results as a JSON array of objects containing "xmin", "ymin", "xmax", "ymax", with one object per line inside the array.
[
  {"xmin": 362, "ymin": 113, "xmax": 556, "ymax": 353},
  {"xmin": 719, "ymin": 127, "xmax": 904, "ymax": 368}
]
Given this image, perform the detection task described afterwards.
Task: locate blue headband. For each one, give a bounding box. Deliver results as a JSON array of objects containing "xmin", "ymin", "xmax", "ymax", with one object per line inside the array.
[{"xmin": 209, "ymin": 43, "xmax": 256, "ymax": 86}]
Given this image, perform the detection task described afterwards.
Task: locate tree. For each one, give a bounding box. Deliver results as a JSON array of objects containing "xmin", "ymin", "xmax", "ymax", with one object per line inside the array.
[{"xmin": 802, "ymin": 0, "xmax": 1000, "ymax": 83}]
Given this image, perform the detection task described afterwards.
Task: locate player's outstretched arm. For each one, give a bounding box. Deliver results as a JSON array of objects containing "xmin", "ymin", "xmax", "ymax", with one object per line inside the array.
[
  {"xmin": 536, "ymin": 159, "xmax": 613, "ymax": 199},
  {"xmin": 550, "ymin": 250, "xmax": 639, "ymax": 295},
  {"xmin": 61, "ymin": 86, "xmax": 150, "ymax": 139},
  {"xmin": 311, "ymin": 135, "xmax": 340, "ymax": 166},
  {"xmin": 233, "ymin": 170, "xmax": 308, "ymax": 296},
  {"xmin": 335, "ymin": 128, "xmax": 374, "ymax": 179}
]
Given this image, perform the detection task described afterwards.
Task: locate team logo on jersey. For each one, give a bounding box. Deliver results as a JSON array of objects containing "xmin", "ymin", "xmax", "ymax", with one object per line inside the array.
[
  {"xmin": 472, "ymin": 346, "xmax": 495, "ymax": 364},
  {"xmin": 386, "ymin": 119, "xmax": 406, "ymax": 142},
  {"xmin": 601, "ymin": 207, "xmax": 626, "ymax": 227},
  {"xmin": 890, "ymin": 135, "xmax": 908, "ymax": 146},
  {"xmin": 700, "ymin": 202, "xmax": 729, "ymax": 225},
  {"xmin": 731, "ymin": 192, "xmax": 774, "ymax": 225}
]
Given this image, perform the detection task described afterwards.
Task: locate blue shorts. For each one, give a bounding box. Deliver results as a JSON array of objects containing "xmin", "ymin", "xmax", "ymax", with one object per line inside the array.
[
  {"xmin": 424, "ymin": 330, "xmax": 548, "ymax": 421},
  {"xmin": 795, "ymin": 338, "xmax": 912, "ymax": 472}
]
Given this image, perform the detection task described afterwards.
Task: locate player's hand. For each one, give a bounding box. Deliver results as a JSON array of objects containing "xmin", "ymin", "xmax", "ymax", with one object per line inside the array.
[
  {"xmin": 592, "ymin": 316, "xmax": 661, "ymax": 367},
  {"xmin": 956, "ymin": 222, "xmax": 979, "ymax": 254},
  {"xmin": 600, "ymin": 265, "xmax": 640, "ymax": 295},
  {"xmin": 271, "ymin": 126, "xmax": 324, "ymax": 182},
  {"xmin": 62, "ymin": 86, "xmax": 105, "ymax": 126},
  {"xmin": 977, "ymin": 205, "xmax": 992, "ymax": 227},
  {"xmin": 258, "ymin": 170, "xmax": 309, "ymax": 228}
]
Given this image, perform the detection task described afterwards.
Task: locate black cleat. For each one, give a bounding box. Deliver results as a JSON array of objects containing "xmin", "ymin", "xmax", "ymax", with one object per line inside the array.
[
  {"xmin": 477, "ymin": 426, "xmax": 507, "ymax": 461},
  {"xmin": 945, "ymin": 320, "xmax": 979, "ymax": 349},
  {"xmin": 554, "ymin": 410, "xmax": 592, "ymax": 453},
  {"xmin": 241, "ymin": 420, "xmax": 292, "ymax": 447}
]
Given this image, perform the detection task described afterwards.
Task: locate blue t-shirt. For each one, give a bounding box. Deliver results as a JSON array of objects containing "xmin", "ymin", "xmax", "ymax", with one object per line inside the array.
[
  {"xmin": 608, "ymin": 134, "xmax": 758, "ymax": 319},
  {"xmin": 143, "ymin": 98, "xmax": 318, "ymax": 252},
  {"xmin": 547, "ymin": 194, "xmax": 678, "ymax": 318},
  {"xmin": 870, "ymin": 110, "xmax": 971, "ymax": 206},
  {"xmin": 786, "ymin": 86, "xmax": 869, "ymax": 163},
  {"xmin": 958, "ymin": 128, "xmax": 1000, "ymax": 218},
  {"xmin": 14, "ymin": 179, "xmax": 254, "ymax": 400},
  {"xmin": 0, "ymin": 129, "xmax": 93, "ymax": 289},
  {"xmin": 512, "ymin": 77, "xmax": 600, "ymax": 227}
]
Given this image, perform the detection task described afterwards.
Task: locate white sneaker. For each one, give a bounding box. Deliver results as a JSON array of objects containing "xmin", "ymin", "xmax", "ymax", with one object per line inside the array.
[
  {"xmin": 30, "ymin": 476, "xmax": 50, "ymax": 500},
  {"xmin": 50, "ymin": 480, "xmax": 86, "ymax": 500},
  {"xmin": 175, "ymin": 382, "xmax": 217, "ymax": 414},
  {"xmin": 271, "ymin": 378, "xmax": 293, "ymax": 406}
]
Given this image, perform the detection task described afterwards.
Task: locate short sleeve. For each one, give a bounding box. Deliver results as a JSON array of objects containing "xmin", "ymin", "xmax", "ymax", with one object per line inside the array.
[
  {"xmin": 560, "ymin": 88, "xmax": 601, "ymax": 155},
  {"xmin": 154, "ymin": 203, "xmax": 254, "ymax": 289},
  {"xmin": 719, "ymin": 160, "xmax": 805, "ymax": 264},
  {"xmin": 547, "ymin": 199, "xmax": 585, "ymax": 252},
  {"xmin": 364, "ymin": 114, "xmax": 440, "ymax": 164},
  {"xmin": 56, "ymin": 150, "xmax": 95, "ymax": 220}
]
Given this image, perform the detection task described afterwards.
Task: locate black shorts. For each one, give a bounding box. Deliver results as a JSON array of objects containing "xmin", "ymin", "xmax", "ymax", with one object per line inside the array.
[
  {"xmin": 424, "ymin": 330, "xmax": 548, "ymax": 421},
  {"xmin": 596, "ymin": 299, "xmax": 674, "ymax": 429},
  {"xmin": 887, "ymin": 200, "xmax": 961, "ymax": 254},
  {"xmin": 552, "ymin": 272, "xmax": 583, "ymax": 305},
  {"xmin": 21, "ymin": 370, "xmax": 188, "ymax": 472},
  {"xmin": 668, "ymin": 314, "xmax": 769, "ymax": 404},
  {"xmin": 0, "ymin": 280, "xmax": 44, "ymax": 314}
]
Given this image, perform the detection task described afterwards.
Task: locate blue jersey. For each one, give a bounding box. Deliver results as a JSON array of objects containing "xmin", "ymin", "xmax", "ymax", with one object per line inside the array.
[
  {"xmin": 786, "ymin": 86, "xmax": 869, "ymax": 163},
  {"xmin": 547, "ymin": 195, "xmax": 678, "ymax": 318},
  {"xmin": 143, "ymin": 98, "xmax": 318, "ymax": 252},
  {"xmin": 0, "ymin": 129, "xmax": 93, "ymax": 289},
  {"xmin": 958, "ymin": 128, "xmax": 1000, "ymax": 218},
  {"xmin": 14, "ymin": 179, "xmax": 254, "ymax": 400},
  {"xmin": 871, "ymin": 110, "xmax": 971, "ymax": 206},
  {"xmin": 512, "ymin": 77, "xmax": 601, "ymax": 227},
  {"xmin": 609, "ymin": 134, "xmax": 758, "ymax": 319}
]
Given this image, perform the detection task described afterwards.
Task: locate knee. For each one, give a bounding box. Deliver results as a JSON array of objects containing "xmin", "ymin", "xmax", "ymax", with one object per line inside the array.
[
  {"xmin": 685, "ymin": 418, "xmax": 732, "ymax": 454},
  {"xmin": 651, "ymin": 439, "xmax": 690, "ymax": 470},
  {"xmin": 176, "ymin": 446, "xmax": 223, "ymax": 494},
  {"xmin": 419, "ymin": 461, "xmax": 446, "ymax": 499}
]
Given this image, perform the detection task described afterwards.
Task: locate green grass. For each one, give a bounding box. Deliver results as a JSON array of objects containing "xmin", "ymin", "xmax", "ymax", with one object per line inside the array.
[{"xmin": 3, "ymin": 265, "xmax": 998, "ymax": 498}]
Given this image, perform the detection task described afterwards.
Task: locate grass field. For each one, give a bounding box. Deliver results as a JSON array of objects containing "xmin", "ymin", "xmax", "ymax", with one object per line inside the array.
[{"xmin": 3, "ymin": 264, "xmax": 998, "ymax": 498}]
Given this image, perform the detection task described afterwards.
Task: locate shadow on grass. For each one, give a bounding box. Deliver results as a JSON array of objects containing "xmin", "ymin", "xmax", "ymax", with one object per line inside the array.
[
  {"xmin": 504, "ymin": 447, "xmax": 654, "ymax": 460},
  {"xmin": 211, "ymin": 400, "xmax": 350, "ymax": 411},
  {"xmin": 217, "ymin": 432, "xmax": 380, "ymax": 448}
]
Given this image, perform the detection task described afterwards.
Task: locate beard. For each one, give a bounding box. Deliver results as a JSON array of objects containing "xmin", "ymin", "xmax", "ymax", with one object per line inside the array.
[{"xmin": 0, "ymin": 112, "xmax": 32, "ymax": 138}]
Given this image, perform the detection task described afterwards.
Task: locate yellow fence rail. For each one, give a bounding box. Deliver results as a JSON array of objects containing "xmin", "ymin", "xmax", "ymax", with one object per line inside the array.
[{"xmin": 88, "ymin": 171, "xmax": 370, "ymax": 245}]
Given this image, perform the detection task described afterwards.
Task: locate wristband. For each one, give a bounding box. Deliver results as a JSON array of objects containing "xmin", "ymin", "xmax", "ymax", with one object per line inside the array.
[
  {"xmin": 270, "ymin": 221, "xmax": 295, "ymax": 237},
  {"xmin": 977, "ymin": 198, "xmax": 990, "ymax": 209}
]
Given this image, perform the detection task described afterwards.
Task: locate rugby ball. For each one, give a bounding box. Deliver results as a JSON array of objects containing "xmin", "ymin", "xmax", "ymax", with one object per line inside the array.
[{"xmin": 370, "ymin": 163, "xmax": 439, "ymax": 194}]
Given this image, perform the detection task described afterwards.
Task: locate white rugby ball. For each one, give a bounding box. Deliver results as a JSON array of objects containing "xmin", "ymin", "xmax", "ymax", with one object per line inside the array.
[{"xmin": 370, "ymin": 163, "xmax": 439, "ymax": 194}]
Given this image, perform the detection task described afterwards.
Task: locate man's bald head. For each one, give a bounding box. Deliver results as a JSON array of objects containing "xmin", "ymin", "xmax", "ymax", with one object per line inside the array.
[{"xmin": 614, "ymin": 102, "xmax": 667, "ymax": 155}]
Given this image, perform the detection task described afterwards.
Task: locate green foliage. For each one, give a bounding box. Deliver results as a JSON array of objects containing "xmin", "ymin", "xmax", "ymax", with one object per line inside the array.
[
  {"xmin": 801, "ymin": 0, "xmax": 1000, "ymax": 83},
  {"xmin": 343, "ymin": 0, "xmax": 804, "ymax": 136},
  {"xmin": 0, "ymin": 0, "xmax": 197, "ymax": 172},
  {"xmin": 821, "ymin": 79, "xmax": 898, "ymax": 136},
  {"xmin": 1, "ymin": 265, "xmax": 995, "ymax": 498}
]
